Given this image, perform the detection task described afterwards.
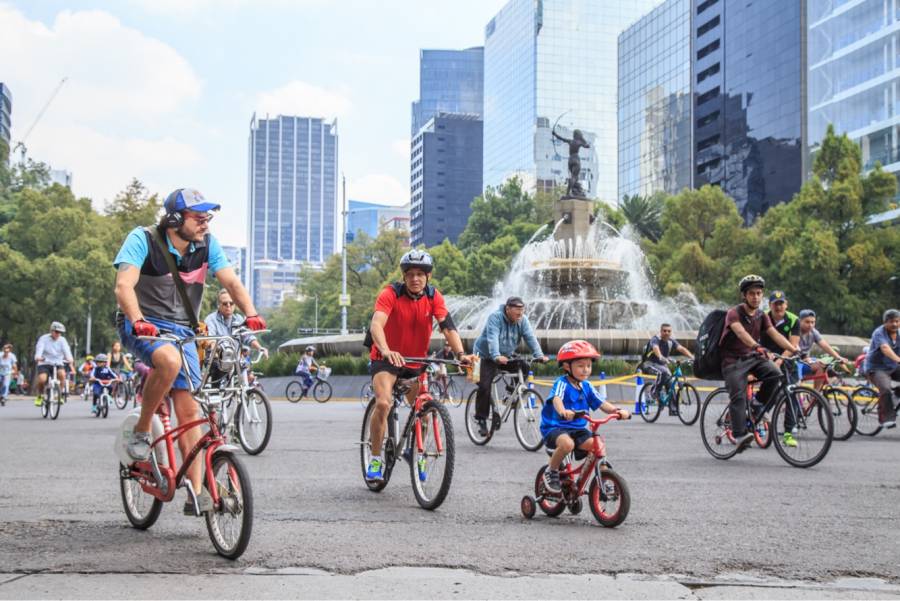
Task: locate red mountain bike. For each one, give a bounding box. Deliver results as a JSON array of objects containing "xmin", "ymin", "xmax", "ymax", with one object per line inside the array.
[
  {"xmin": 521, "ymin": 412, "xmax": 631, "ymax": 527},
  {"xmin": 117, "ymin": 332, "xmax": 253, "ymax": 559}
]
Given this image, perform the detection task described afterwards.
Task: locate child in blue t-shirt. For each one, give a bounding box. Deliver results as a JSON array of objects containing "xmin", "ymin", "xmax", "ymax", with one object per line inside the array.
[
  {"xmin": 540, "ymin": 340, "xmax": 629, "ymax": 494},
  {"xmin": 90, "ymin": 353, "xmax": 120, "ymax": 415}
]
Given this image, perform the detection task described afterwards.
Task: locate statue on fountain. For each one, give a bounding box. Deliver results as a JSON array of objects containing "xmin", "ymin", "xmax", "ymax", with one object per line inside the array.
[{"xmin": 552, "ymin": 127, "xmax": 590, "ymax": 199}]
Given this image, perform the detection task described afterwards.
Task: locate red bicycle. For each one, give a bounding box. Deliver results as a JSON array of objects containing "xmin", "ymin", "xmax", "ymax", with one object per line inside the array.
[
  {"xmin": 360, "ymin": 357, "xmax": 459, "ymax": 510},
  {"xmin": 520, "ymin": 411, "xmax": 630, "ymax": 527},
  {"xmin": 117, "ymin": 332, "xmax": 253, "ymax": 559}
]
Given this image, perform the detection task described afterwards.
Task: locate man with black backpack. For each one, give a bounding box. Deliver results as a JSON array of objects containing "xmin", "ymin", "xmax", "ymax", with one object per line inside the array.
[{"xmin": 719, "ymin": 275, "xmax": 799, "ymax": 452}]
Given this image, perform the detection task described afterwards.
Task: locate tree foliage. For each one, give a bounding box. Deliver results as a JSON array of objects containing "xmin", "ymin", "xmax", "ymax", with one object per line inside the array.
[{"xmin": 620, "ymin": 192, "xmax": 664, "ymax": 242}]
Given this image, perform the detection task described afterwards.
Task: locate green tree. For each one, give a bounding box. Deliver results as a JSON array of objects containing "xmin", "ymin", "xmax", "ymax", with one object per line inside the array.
[
  {"xmin": 620, "ymin": 192, "xmax": 665, "ymax": 242},
  {"xmin": 457, "ymin": 178, "xmax": 536, "ymax": 251}
]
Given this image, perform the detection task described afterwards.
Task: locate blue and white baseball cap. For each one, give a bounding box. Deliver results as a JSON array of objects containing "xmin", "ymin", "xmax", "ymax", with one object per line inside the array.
[{"xmin": 164, "ymin": 188, "xmax": 220, "ymax": 213}]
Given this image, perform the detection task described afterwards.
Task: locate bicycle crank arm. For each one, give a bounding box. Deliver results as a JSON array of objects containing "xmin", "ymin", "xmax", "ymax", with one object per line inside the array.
[
  {"xmin": 181, "ymin": 477, "xmax": 201, "ymax": 517},
  {"xmin": 149, "ymin": 451, "xmax": 168, "ymax": 496}
]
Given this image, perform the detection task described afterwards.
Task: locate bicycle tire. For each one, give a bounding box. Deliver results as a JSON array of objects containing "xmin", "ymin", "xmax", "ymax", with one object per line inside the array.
[
  {"xmin": 101, "ymin": 396, "xmax": 109, "ymax": 419},
  {"xmin": 676, "ymin": 383, "xmax": 701, "ymax": 426},
  {"xmin": 205, "ymin": 450, "xmax": 254, "ymax": 560},
  {"xmin": 822, "ymin": 386, "xmax": 856, "ymax": 441},
  {"xmin": 360, "ymin": 397, "xmax": 395, "ymax": 492},
  {"xmin": 49, "ymin": 386, "xmax": 61, "ymax": 420},
  {"xmin": 464, "ymin": 389, "xmax": 493, "ymax": 445},
  {"xmin": 119, "ymin": 463, "xmax": 163, "ymax": 529},
  {"xmin": 359, "ymin": 381, "xmax": 373, "ymax": 408},
  {"xmin": 638, "ymin": 382, "xmax": 661, "ymax": 423},
  {"xmin": 699, "ymin": 387, "xmax": 739, "ymax": 460},
  {"xmin": 41, "ymin": 396, "xmax": 49, "ymax": 418},
  {"xmin": 534, "ymin": 466, "xmax": 566, "ymax": 517},
  {"xmin": 852, "ymin": 386, "xmax": 882, "ymax": 436},
  {"xmin": 513, "ymin": 387, "xmax": 545, "ymax": 451},
  {"xmin": 284, "ymin": 380, "xmax": 304, "ymax": 402},
  {"xmin": 589, "ymin": 468, "xmax": 630, "ymax": 528},
  {"xmin": 771, "ymin": 388, "xmax": 832, "ymax": 468},
  {"xmin": 235, "ymin": 389, "xmax": 273, "ymax": 455},
  {"xmin": 115, "ymin": 385, "xmax": 128, "ymax": 410},
  {"xmin": 446, "ymin": 378, "xmax": 463, "ymax": 407},
  {"xmin": 313, "ymin": 380, "xmax": 332, "ymax": 403},
  {"xmin": 410, "ymin": 400, "xmax": 455, "ymax": 510},
  {"xmin": 428, "ymin": 381, "xmax": 444, "ymax": 401}
]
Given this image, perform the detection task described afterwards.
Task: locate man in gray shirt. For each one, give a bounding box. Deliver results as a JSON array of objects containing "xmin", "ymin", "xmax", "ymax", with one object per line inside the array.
[{"xmin": 203, "ymin": 289, "xmax": 268, "ymax": 358}]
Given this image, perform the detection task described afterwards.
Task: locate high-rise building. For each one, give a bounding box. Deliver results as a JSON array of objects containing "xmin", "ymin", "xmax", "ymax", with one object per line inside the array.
[
  {"xmin": 221, "ymin": 245, "xmax": 247, "ymax": 283},
  {"xmin": 0, "ymin": 83, "xmax": 11, "ymax": 151},
  {"xmin": 247, "ymin": 114, "xmax": 338, "ymax": 309},
  {"xmin": 618, "ymin": 0, "xmax": 692, "ymax": 200},
  {"xmin": 411, "ymin": 48, "xmax": 484, "ymax": 136},
  {"xmin": 483, "ymin": 0, "xmax": 662, "ymax": 202},
  {"xmin": 48, "ymin": 169, "xmax": 72, "ymax": 188},
  {"xmin": 809, "ymin": 0, "xmax": 900, "ymax": 185},
  {"xmin": 692, "ymin": 0, "xmax": 807, "ymax": 220},
  {"xmin": 347, "ymin": 200, "xmax": 410, "ymax": 241},
  {"xmin": 411, "ymin": 113, "xmax": 483, "ymax": 247}
]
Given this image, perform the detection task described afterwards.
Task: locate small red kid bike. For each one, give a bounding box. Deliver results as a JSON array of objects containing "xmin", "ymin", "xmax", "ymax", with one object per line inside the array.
[
  {"xmin": 520, "ymin": 411, "xmax": 630, "ymax": 527},
  {"xmin": 117, "ymin": 331, "xmax": 253, "ymax": 559}
]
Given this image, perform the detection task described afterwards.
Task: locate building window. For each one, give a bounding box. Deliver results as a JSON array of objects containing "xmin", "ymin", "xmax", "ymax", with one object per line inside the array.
[
  {"xmin": 697, "ymin": 39, "xmax": 720, "ymax": 60},
  {"xmin": 696, "ymin": 111, "xmax": 720, "ymax": 128},
  {"xmin": 697, "ymin": 63, "xmax": 720, "ymax": 84},
  {"xmin": 697, "ymin": 86, "xmax": 720, "ymax": 105},
  {"xmin": 697, "ymin": 0, "xmax": 718, "ymax": 15},
  {"xmin": 697, "ymin": 134, "xmax": 720, "ymax": 151},
  {"xmin": 697, "ymin": 15, "xmax": 720, "ymax": 37}
]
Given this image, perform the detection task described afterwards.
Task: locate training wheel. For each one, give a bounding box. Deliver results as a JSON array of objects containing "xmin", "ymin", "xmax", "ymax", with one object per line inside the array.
[
  {"xmin": 568, "ymin": 498, "xmax": 583, "ymax": 515},
  {"xmin": 521, "ymin": 495, "xmax": 536, "ymax": 519}
]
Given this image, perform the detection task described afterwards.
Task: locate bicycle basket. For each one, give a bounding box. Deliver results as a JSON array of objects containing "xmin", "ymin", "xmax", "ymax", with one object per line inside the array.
[{"xmin": 318, "ymin": 366, "xmax": 332, "ymax": 380}]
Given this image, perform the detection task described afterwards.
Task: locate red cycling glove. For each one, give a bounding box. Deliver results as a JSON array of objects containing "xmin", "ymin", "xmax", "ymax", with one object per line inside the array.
[
  {"xmin": 133, "ymin": 319, "xmax": 159, "ymax": 337},
  {"xmin": 245, "ymin": 315, "xmax": 267, "ymax": 331}
]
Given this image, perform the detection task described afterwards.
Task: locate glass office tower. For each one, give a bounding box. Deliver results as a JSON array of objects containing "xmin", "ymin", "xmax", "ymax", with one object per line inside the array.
[
  {"xmin": 692, "ymin": 0, "xmax": 807, "ymax": 220},
  {"xmin": 618, "ymin": 0, "xmax": 692, "ymax": 200},
  {"xmin": 411, "ymin": 48, "xmax": 484, "ymax": 136},
  {"xmin": 809, "ymin": 0, "xmax": 900, "ymax": 182},
  {"xmin": 483, "ymin": 0, "xmax": 661, "ymax": 203},
  {"xmin": 0, "ymin": 83, "xmax": 11, "ymax": 151},
  {"xmin": 247, "ymin": 114, "xmax": 338, "ymax": 308}
]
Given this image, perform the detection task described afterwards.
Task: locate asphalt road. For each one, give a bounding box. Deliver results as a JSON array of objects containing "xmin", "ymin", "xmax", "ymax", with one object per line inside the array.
[{"xmin": 1, "ymin": 384, "xmax": 899, "ymax": 599}]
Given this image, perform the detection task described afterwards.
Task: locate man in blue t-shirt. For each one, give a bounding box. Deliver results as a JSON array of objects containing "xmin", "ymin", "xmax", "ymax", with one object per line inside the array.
[
  {"xmin": 865, "ymin": 309, "xmax": 900, "ymax": 428},
  {"xmin": 113, "ymin": 188, "xmax": 267, "ymax": 516}
]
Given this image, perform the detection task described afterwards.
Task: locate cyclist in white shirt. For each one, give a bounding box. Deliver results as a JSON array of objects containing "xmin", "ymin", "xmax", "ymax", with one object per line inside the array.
[
  {"xmin": 33, "ymin": 322, "xmax": 74, "ymax": 406},
  {"xmin": 0, "ymin": 343, "xmax": 17, "ymax": 404}
]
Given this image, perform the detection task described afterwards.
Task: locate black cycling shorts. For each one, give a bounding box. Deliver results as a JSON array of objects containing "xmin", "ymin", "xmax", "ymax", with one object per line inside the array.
[
  {"xmin": 37, "ymin": 365, "xmax": 66, "ymax": 378},
  {"xmin": 544, "ymin": 427, "xmax": 594, "ymax": 450},
  {"xmin": 369, "ymin": 359, "xmax": 423, "ymax": 380}
]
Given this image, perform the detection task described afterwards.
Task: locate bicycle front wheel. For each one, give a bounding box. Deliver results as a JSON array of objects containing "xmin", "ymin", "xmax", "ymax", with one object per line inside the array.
[
  {"xmin": 446, "ymin": 378, "xmax": 463, "ymax": 407},
  {"xmin": 464, "ymin": 389, "xmax": 493, "ymax": 445},
  {"xmin": 236, "ymin": 389, "xmax": 273, "ymax": 455},
  {"xmin": 119, "ymin": 464, "xmax": 162, "ymax": 529},
  {"xmin": 115, "ymin": 385, "xmax": 128, "ymax": 410},
  {"xmin": 772, "ymin": 388, "xmax": 832, "ymax": 468},
  {"xmin": 205, "ymin": 450, "xmax": 253, "ymax": 560},
  {"xmin": 285, "ymin": 380, "xmax": 304, "ymax": 403},
  {"xmin": 699, "ymin": 388, "xmax": 739, "ymax": 460},
  {"xmin": 410, "ymin": 400, "xmax": 454, "ymax": 510},
  {"xmin": 638, "ymin": 382, "xmax": 661, "ymax": 423},
  {"xmin": 313, "ymin": 380, "xmax": 332, "ymax": 403},
  {"xmin": 853, "ymin": 386, "xmax": 882, "ymax": 436},
  {"xmin": 513, "ymin": 388, "xmax": 545, "ymax": 451},
  {"xmin": 49, "ymin": 387, "xmax": 61, "ymax": 420},
  {"xmin": 101, "ymin": 396, "xmax": 109, "ymax": 419},
  {"xmin": 676, "ymin": 383, "xmax": 701, "ymax": 426},
  {"xmin": 822, "ymin": 387, "xmax": 856, "ymax": 441},
  {"xmin": 589, "ymin": 468, "xmax": 630, "ymax": 528},
  {"xmin": 359, "ymin": 381, "xmax": 373, "ymax": 407},
  {"xmin": 360, "ymin": 398, "xmax": 395, "ymax": 492}
]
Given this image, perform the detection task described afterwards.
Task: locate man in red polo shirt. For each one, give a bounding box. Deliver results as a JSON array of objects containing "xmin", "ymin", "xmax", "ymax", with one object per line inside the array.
[{"xmin": 365, "ymin": 249, "xmax": 471, "ymax": 481}]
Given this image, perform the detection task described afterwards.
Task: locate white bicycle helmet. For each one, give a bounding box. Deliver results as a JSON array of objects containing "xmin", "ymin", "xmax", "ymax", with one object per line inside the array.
[{"xmin": 50, "ymin": 321, "xmax": 66, "ymax": 333}]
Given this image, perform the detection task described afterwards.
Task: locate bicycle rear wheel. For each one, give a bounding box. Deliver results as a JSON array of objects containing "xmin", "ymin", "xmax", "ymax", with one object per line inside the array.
[
  {"xmin": 676, "ymin": 383, "xmax": 701, "ymax": 426},
  {"xmin": 446, "ymin": 377, "xmax": 463, "ymax": 407},
  {"xmin": 822, "ymin": 387, "xmax": 856, "ymax": 441},
  {"xmin": 772, "ymin": 388, "xmax": 832, "ymax": 468},
  {"xmin": 853, "ymin": 386, "xmax": 882, "ymax": 436},
  {"xmin": 115, "ymin": 385, "xmax": 128, "ymax": 410},
  {"xmin": 464, "ymin": 389, "xmax": 494, "ymax": 445},
  {"xmin": 589, "ymin": 468, "xmax": 630, "ymax": 528},
  {"xmin": 41, "ymin": 396, "xmax": 49, "ymax": 418},
  {"xmin": 236, "ymin": 389, "xmax": 273, "ymax": 455},
  {"xmin": 513, "ymin": 388, "xmax": 545, "ymax": 451},
  {"xmin": 410, "ymin": 400, "xmax": 455, "ymax": 510},
  {"xmin": 534, "ymin": 466, "xmax": 565, "ymax": 517},
  {"xmin": 699, "ymin": 388, "xmax": 739, "ymax": 460},
  {"xmin": 119, "ymin": 464, "xmax": 162, "ymax": 529},
  {"xmin": 360, "ymin": 398, "xmax": 395, "ymax": 492},
  {"xmin": 313, "ymin": 380, "xmax": 332, "ymax": 403},
  {"xmin": 284, "ymin": 380, "xmax": 304, "ymax": 403},
  {"xmin": 205, "ymin": 450, "xmax": 253, "ymax": 560},
  {"xmin": 638, "ymin": 382, "xmax": 661, "ymax": 423}
]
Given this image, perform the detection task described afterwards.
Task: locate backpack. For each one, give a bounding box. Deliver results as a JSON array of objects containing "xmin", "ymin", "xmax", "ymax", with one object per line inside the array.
[
  {"xmin": 362, "ymin": 283, "xmax": 436, "ymax": 349},
  {"xmin": 693, "ymin": 309, "xmax": 728, "ymax": 380}
]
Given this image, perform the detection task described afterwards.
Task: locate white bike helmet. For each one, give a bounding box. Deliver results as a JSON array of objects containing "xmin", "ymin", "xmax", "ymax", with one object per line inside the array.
[{"xmin": 50, "ymin": 321, "xmax": 66, "ymax": 333}]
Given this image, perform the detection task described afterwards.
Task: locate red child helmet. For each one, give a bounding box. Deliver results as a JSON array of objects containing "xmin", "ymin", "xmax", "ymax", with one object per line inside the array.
[{"xmin": 557, "ymin": 340, "xmax": 601, "ymax": 365}]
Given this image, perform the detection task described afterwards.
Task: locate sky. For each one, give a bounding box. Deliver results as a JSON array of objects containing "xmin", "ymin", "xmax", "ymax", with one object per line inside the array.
[{"xmin": 1, "ymin": 0, "xmax": 507, "ymax": 247}]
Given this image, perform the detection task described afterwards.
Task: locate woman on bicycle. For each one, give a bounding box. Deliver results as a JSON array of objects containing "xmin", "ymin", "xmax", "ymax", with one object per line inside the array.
[
  {"xmin": 540, "ymin": 340, "xmax": 630, "ymax": 494},
  {"xmin": 294, "ymin": 346, "xmax": 319, "ymax": 395}
]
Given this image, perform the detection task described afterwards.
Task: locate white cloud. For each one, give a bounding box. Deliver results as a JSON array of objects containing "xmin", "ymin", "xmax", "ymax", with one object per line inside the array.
[
  {"xmin": 392, "ymin": 138, "xmax": 411, "ymax": 160},
  {"xmin": 0, "ymin": 4, "xmax": 205, "ymax": 205},
  {"xmin": 349, "ymin": 173, "xmax": 408, "ymax": 206},
  {"xmin": 129, "ymin": 0, "xmax": 324, "ymax": 16},
  {"xmin": 254, "ymin": 81, "xmax": 352, "ymax": 120}
]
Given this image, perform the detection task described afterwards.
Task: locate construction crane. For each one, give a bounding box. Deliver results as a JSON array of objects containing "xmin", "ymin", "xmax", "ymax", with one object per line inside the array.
[{"xmin": 12, "ymin": 76, "xmax": 68, "ymax": 163}]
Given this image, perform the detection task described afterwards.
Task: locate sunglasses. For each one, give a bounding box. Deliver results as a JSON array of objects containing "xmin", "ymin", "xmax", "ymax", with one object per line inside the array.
[
  {"xmin": 184, "ymin": 211, "xmax": 215, "ymax": 223},
  {"xmin": 220, "ymin": 301, "xmax": 235, "ymax": 306}
]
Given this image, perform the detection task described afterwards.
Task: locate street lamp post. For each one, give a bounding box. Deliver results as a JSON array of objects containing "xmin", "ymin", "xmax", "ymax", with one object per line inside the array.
[
  {"xmin": 340, "ymin": 174, "xmax": 348, "ymax": 335},
  {"xmin": 314, "ymin": 294, "xmax": 319, "ymax": 333}
]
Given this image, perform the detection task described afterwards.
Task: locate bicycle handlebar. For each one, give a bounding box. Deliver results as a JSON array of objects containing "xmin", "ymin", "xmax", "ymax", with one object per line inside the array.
[
  {"xmin": 403, "ymin": 356, "xmax": 468, "ymax": 366},
  {"xmin": 571, "ymin": 411, "xmax": 624, "ymax": 428}
]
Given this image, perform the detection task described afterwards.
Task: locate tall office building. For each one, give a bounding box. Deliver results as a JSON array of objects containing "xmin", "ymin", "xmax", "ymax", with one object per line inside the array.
[
  {"xmin": 221, "ymin": 245, "xmax": 247, "ymax": 283},
  {"xmin": 692, "ymin": 0, "xmax": 807, "ymax": 220},
  {"xmin": 809, "ymin": 0, "xmax": 900, "ymax": 184},
  {"xmin": 411, "ymin": 48, "xmax": 484, "ymax": 136},
  {"xmin": 483, "ymin": 0, "xmax": 662, "ymax": 202},
  {"xmin": 618, "ymin": 0, "xmax": 692, "ymax": 200},
  {"xmin": 411, "ymin": 113, "xmax": 483, "ymax": 247},
  {"xmin": 347, "ymin": 200, "xmax": 410, "ymax": 241},
  {"xmin": 0, "ymin": 83, "xmax": 11, "ymax": 152},
  {"xmin": 247, "ymin": 114, "xmax": 338, "ymax": 309}
]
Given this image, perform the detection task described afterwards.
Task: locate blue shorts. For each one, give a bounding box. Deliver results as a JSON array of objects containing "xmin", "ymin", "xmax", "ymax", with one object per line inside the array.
[
  {"xmin": 117, "ymin": 316, "xmax": 200, "ymax": 391},
  {"xmin": 797, "ymin": 362, "xmax": 813, "ymax": 377},
  {"xmin": 543, "ymin": 427, "xmax": 593, "ymax": 450}
]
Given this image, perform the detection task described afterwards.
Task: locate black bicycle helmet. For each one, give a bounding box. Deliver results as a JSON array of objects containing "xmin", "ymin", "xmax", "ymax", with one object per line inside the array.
[
  {"xmin": 738, "ymin": 274, "xmax": 766, "ymax": 294},
  {"xmin": 400, "ymin": 249, "xmax": 434, "ymax": 274}
]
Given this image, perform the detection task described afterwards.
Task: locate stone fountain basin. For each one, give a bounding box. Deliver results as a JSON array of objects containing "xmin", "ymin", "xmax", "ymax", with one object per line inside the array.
[{"xmin": 522, "ymin": 258, "xmax": 630, "ymax": 297}]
